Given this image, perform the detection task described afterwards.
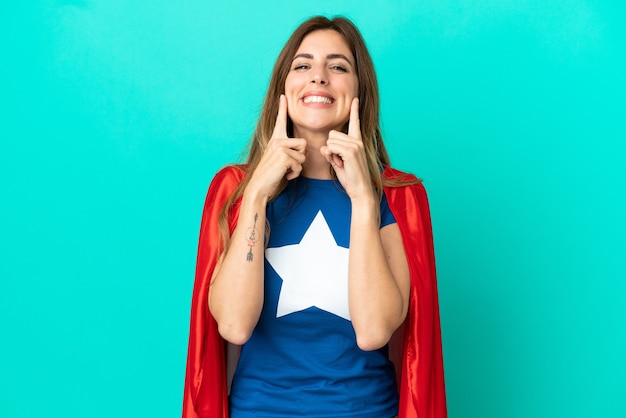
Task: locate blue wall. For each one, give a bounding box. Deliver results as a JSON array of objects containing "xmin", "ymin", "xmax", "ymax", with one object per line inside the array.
[{"xmin": 1, "ymin": 1, "xmax": 624, "ymax": 417}]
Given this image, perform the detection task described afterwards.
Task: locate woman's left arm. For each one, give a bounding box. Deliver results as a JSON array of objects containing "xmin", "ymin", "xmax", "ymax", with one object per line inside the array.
[
  {"xmin": 321, "ymin": 98, "xmax": 410, "ymax": 351},
  {"xmin": 348, "ymin": 199, "xmax": 410, "ymax": 351}
]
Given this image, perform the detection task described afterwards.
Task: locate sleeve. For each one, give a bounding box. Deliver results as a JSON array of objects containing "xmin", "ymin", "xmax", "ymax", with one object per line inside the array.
[
  {"xmin": 183, "ymin": 166, "xmax": 244, "ymax": 418},
  {"xmin": 379, "ymin": 193, "xmax": 397, "ymax": 228}
]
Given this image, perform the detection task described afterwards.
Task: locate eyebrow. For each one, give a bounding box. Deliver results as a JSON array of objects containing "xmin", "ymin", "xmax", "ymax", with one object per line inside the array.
[{"xmin": 293, "ymin": 53, "xmax": 354, "ymax": 67}]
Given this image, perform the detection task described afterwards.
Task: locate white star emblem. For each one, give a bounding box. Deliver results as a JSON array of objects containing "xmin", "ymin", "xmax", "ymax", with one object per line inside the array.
[{"xmin": 265, "ymin": 210, "xmax": 351, "ymax": 320}]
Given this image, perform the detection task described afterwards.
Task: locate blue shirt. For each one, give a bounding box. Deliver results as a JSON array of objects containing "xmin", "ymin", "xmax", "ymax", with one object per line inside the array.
[{"xmin": 229, "ymin": 178, "xmax": 398, "ymax": 418}]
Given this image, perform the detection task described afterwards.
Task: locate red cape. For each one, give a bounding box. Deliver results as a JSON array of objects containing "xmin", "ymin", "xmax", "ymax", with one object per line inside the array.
[{"xmin": 183, "ymin": 166, "xmax": 447, "ymax": 418}]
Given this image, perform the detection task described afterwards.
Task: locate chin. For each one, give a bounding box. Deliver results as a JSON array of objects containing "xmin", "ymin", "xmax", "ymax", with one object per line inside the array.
[{"xmin": 295, "ymin": 119, "xmax": 347, "ymax": 134}]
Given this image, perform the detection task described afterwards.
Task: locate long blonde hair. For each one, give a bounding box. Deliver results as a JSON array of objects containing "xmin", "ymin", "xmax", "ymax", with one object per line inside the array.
[{"xmin": 218, "ymin": 16, "xmax": 417, "ymax": 251}]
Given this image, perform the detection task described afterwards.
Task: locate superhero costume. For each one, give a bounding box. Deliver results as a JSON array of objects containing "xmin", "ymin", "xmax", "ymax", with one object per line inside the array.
[{"xmin": 183, "ymin": 165, "xmax": 447, "ymax": 418}]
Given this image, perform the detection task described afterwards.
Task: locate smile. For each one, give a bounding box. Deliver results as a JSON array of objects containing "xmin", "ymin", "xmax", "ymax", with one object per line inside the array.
[{"xmin": 302, "ymin": 96, "xmax": 334, "ymax": 104}]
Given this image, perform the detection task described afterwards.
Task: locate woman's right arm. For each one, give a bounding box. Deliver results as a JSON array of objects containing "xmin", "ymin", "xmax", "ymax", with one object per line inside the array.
[
  {"xmin": 209, "ymin": 95, "xmax": 306, "ymax": 345},
  {"xmin": 208, "ymin": 189, "xmax": 270, "ymax": 345}
]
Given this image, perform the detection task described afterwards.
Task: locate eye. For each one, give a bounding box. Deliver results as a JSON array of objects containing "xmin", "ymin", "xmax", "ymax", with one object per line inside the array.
[
  {"xmin": 330, "ymin": 64, "xmax": 348, "ymax": 72},
  {"xmin": 292, "ymin": 63, "xmax": 310, "ymax": 71}
]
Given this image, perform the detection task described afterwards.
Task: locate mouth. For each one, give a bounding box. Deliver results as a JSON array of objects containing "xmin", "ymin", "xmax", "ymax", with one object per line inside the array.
[
  {"xmin": 301, "ymin": 92, "xmax": 335, "ymax": 105},
  {"xmin": 303, "ymin": 96, "xmax": 334, "ymax": 104}
]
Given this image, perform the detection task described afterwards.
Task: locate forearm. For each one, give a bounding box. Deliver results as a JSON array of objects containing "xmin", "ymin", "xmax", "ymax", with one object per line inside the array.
[
  {"xmin": 209, "ymin": 190, "xmax": 268, "ymax": 345},
  {"xmin": 348, "ymin": 197, "xmax": 408, "ymax": 351}
]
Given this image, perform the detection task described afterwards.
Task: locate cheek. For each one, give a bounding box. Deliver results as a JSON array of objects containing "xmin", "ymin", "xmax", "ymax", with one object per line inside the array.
[
  {"xmin": 286, "ymin": 96, "xmax": 298, "ymax": 114},
  {"xmin": 338, "ymin": 78, "xmax": 359, "ymax": 100},
  {"xmin": 285, "ymin": 73, "xmax": 304, "ymax": 91},
  {"xmin": 351, "ymin": 79, "xmax": 359, "ymax": 97},
  {"xmin": 284, "ymin": 77, "xmax": 302, "ymax": 104}
]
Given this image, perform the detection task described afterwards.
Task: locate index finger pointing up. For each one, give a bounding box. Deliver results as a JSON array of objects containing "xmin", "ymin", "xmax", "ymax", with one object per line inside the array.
[
  {"xmin": 348, "ymin": 97, "xmax": 361, "ymax": 139},
  {"xmin": 271, "ymin": 94, "xmax": 289, "ymax": 139}
]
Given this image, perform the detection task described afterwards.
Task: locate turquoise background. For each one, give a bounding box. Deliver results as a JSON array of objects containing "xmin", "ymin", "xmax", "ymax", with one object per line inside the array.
[{"xmin": 1, "ymin": 1, "xmax": 625, "ymax": 417}]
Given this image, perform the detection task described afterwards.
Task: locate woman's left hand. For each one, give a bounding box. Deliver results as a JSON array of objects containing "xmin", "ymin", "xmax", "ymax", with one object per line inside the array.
[{"xmin": 320, "ymin": 98, "xmax": 374, "ymax": 201}]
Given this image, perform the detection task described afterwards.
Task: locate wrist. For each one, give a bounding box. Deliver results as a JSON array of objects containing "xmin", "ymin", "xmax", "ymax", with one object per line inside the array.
[
  {"xmin": 242, "ymin": 185, "xmax": 270, "ymax": 207},
  {"xmin": 350, "ymin": 195, "xmax": 379, "ymax": 222}
]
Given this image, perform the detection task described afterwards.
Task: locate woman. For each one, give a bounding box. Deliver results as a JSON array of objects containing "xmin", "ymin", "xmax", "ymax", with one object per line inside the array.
[{"xmin": 183, "ymin": 16, "xmax": 446, "ymax": 418}]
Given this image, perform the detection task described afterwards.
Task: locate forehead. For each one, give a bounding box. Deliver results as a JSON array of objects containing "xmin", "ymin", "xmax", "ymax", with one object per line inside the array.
[{"xmin": 295, "ymin": 30, "xmax": 353, "ymax": 58}]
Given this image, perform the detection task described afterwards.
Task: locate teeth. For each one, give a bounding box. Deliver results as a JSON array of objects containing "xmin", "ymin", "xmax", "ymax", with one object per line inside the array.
[{"xmin": 303, "ymin": 96, "xmax": 333, "ymax": 104}]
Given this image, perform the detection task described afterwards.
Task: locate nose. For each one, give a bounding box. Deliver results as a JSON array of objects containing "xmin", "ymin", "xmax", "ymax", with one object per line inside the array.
[{"xmin": 310, "ymin": 68, "xmax": 328, "ymax": 85}]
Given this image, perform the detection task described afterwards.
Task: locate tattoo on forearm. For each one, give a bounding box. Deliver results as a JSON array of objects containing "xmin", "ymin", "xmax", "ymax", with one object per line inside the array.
[{"xmin": 245, "ymin": 213, "xmax": 260, "ymax": 262}]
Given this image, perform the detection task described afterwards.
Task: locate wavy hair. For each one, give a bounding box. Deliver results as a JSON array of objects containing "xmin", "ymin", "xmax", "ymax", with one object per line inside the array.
[{"xmin": 217, "ymin": 16, "xmax": 417, "ymax": 252}]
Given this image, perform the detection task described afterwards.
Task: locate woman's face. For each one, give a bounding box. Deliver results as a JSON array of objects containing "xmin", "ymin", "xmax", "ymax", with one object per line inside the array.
[{"xmin": 284, "ymin": 30, "xmax": 359, "ymax": 137}]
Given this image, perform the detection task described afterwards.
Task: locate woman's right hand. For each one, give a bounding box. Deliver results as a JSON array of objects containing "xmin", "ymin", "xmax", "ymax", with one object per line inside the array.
[{"xmin": 247, "ymin": 94, "xmax": 307, "ymax": 200}]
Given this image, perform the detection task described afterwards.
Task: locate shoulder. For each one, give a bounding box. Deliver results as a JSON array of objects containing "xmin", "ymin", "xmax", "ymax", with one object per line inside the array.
[
  {"xmin": 382, "ymin": 166, "xmax": 427, "ymax": 196},
  {"xmin": 211, "ymin": 164, "xmax": 247, "ymax": 186},
  {"xmin": 205, "ymin": 165, "xmax": 247, "ymax": 205},
  {"xmin": 382, "ymin": 168, "xmax": 434, "ymax": 243},
  {"xmin": 208, "ymin": 165, "xmax": 247, "ymax": 191}
]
